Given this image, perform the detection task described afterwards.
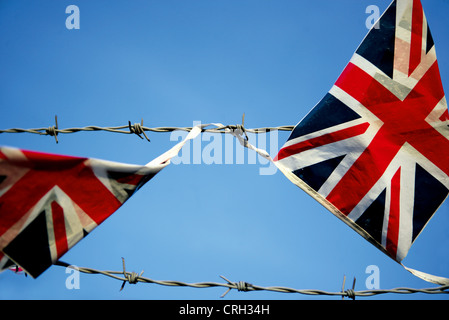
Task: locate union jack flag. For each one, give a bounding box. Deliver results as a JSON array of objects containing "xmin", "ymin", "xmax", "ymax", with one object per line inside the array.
[
  {"xmin": 0, "ymin": 146, "xmax": 166, "ymax": 278},
  {"xmin": 275, "ymin": 0, "xmax": 449, "ymax": 263}
]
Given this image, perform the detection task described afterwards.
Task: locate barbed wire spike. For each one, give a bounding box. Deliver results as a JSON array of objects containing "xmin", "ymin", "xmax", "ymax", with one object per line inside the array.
[
  {"xmin": 128, "ymin": 118, "xmax": 150, "ymax": 142},
  {"xmin": 45, "ymin": 115, "xmax": 59, "ymax": 144},
  {"xmin": 219, "ymin": 275, "xmax": 253, "ymax": 298},
  {"xmin": 120, "ymin": 257, "xmax": 144, "ymax": 291},
  {"xmin": 239, "ymin": 113, "xmax": 248, "ymax": 141},
  {"xmin": 341, "ymin": 275, "xmax": 346, "ymax": 300},
  {"xmin": 341, "ymin": 275, "xmax": 357, "ymax": 300},
  {"xmin": 227, "ymin": 113, "xmax": 248, "ymax": 142},
  {"xmin": 351, "ymin": 277, "xmax": 357, "ymax": 297}
]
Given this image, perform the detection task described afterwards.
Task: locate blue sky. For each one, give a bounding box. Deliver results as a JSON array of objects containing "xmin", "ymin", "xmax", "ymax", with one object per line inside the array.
[{"xmin": 1, "ymin": 0, "xmax": 449, "ymax": 300}]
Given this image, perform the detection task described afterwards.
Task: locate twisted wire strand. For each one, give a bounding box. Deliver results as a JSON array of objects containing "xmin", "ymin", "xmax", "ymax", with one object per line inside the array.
[
  {"xmin": 0, "ymin": 123, "xmax": 295, "ymax": 144},
  {"xmin": 0, "ymin": 124, "xmax": 295, "ymax": 134},
  {"xmin": 55, "ymin": 260, "xmax": 449, "ymax": 299},
  {"xmin": 0, "ymin": 118, "xmax": 294, "ymax": 139}
]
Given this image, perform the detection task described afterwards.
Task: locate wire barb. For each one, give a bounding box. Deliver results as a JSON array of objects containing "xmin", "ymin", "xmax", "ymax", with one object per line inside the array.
[
  {"xmin": 345, "ymin": 289, "xmax": 356, "ymax": 300},
  {"xmin": 120, "ymin": 257, "xmax": 144, "ymax": 291},
  {"xmin": 219, "ymin": 275, "xmax": 253, "ymax": 298},
  {"xmin": 228, "ymin": 113, "xmax": 249, "ymax": 141},
  {"xmin": 341, "ymin": 275, "xmax": 357, "ymax": 300},
  {"xmin": 45, "ymin": 115, "xmax": 59, "ymax": 143},
  {"xmin": 128, "ymin": 119, "xmax": 150, "ymax": 142}
]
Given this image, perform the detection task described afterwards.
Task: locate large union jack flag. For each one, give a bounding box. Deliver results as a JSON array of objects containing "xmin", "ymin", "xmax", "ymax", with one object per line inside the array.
[
  {"xmin": 0, "ymin": 146, "xmax": 167, "ymax": 278},
  {"xmin": 275, "ymin": 0, "xmax": 449, "ymax": 263}
]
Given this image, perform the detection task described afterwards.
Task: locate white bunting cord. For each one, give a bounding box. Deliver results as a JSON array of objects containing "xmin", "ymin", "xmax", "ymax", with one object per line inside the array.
[
  {"xmin": 402, "ymin": 265, "xmax": 449, "ymax": 286},
  {"xmin": 146, "ymin": 124, "xmax": 207, "ymax": 167}
]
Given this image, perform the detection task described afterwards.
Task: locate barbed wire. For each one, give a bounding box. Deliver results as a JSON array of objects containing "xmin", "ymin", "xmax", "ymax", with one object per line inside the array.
[
  {"xmin": 55, "ymin": 259, "xmax": 449, "ymax": 299},
  {"xmin": 1, "ymin": 115, "xmax": 447, "ymax": 144},
  {"xmin": 4, "ymin": 117, "xmax": 449, "ymax": 299},
  {"xmin": 0, "ymin": 116, "xmax": 295, "ymax": 143}
]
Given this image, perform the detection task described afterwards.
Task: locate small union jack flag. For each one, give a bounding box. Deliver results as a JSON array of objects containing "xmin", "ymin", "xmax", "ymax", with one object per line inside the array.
[
  {"xmin": 0, "ymin": 146, "xmax": 166, "ymax": 278},
  {"xmin": 275, "ymin": 0, "xmax": 449, "ymax": 263}
]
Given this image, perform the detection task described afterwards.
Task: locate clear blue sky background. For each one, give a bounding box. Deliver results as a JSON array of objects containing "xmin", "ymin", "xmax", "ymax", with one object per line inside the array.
[{"xmin": 0, "ymin": 0, "xmax": 449, "ymax": 300}]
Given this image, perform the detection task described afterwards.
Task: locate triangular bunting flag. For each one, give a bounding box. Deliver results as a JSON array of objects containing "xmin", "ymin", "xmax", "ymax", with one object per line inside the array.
[
  {"xmin": 0, "ymin": 125, "xmax": 204, "ymax": 278},
  {"xmin": 274, "ymin": 0, "xmax": 449, "ymax": 283}
]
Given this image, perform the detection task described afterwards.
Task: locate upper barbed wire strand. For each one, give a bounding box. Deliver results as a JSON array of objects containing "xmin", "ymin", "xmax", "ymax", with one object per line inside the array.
[{"xmin": 0, "ymin": 124, "xmax": 295, "ymax": 134}]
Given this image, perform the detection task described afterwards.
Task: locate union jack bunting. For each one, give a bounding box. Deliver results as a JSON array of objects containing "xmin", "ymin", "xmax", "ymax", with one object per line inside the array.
[
  {"xmin": 0, "ymin": 125, "xmax": 204, "ymax": 278},
  {"xmin": 275, "ymin": 0, "xmax": 449, "ymax": 263},
  {"xmin": 0, "ymin": 146, "xmax": 168, "ymax": 278}
]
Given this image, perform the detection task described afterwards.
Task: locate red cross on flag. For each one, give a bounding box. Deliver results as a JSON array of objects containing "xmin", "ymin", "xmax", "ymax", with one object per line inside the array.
[{"xmin": 275, "ymin": 0, "xmax": 449, "ymax": 281}]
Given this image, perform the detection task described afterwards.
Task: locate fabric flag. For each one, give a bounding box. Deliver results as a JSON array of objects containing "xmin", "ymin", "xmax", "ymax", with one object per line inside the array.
[
  {"xmin": 274, "ymin": 0, "xmax": 449, "ymax": 281},
  {"xmin": 0, "ymin": 125, "xmax": 204, "ymax": 278}
]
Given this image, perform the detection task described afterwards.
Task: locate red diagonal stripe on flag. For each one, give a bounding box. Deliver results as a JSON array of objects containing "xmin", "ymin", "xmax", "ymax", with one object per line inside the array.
[{"xmin": 275, "ymin": 122, "xmax": 370, "ymax": 162}]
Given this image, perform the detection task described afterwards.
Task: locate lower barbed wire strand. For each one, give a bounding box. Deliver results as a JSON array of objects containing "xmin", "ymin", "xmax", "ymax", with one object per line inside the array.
[{"xmin": 56, "ymin": 260, "xmax": 449, "ymax": 298}]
